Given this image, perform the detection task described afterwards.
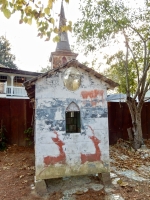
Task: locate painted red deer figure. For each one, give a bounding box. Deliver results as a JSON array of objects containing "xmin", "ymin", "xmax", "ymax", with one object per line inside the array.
[
  {"xmin": 44, "ymin": 130, "xmax": 66, "ymax": 166},
  {"xmin": 81, "ymin": 126, "xmax": 101, "ymax": 164}
]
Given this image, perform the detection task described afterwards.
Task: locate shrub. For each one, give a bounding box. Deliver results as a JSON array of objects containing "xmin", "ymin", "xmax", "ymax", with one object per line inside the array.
[
  {"xmin": 24, "ymin": 127, "xmax": 34, "ymax": 146},
  {"xmin": 0, "ymin": 121, "xmax": 7, "ymax": 151}
]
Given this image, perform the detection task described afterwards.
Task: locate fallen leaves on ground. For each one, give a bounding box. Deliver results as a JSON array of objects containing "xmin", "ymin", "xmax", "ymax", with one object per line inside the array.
[
  {"xmin": 0, "ymin": 140, "xmax": 150, "ymax": 200},
  {"xmin": 75, "ymin": 189, "xmax": 106, "ymax": 200},
  {"xmin": 0, "ymin": 145, "xmax": 35, "ymax": 200},
  {"xmin": 110, "ymin": 139, "xmax": 150, "ymax": 200},
  {"xmin": 110, "ymin": 139, "xmax": 150, "ymax": 178}
]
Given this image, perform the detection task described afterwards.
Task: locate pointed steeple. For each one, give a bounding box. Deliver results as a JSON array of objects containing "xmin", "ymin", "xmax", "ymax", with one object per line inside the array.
[
  {"xmin": 56, "ymin": 0, "xmax": 71, "ymax": 52},
  {"xmin": 49, "ymin": 1, "xmax": 78, "ymax": 69}
]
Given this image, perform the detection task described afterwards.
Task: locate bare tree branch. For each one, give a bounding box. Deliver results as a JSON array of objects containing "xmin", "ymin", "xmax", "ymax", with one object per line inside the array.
[
  {"xmin": 129, "ymin": 26, "xmax": 145, "ymax": 42},
  {"xmin": 133, "ymin": 64, "xmax": 150, "ymax": 100},
  {"xmin": 146, "ymin": 40, "xmax": 150, "ymax": 67},
  {"xmin": 128, "ymin": 44, "xmax": 140, "ymax": 83},
  {"xmin": 123, "ymin": 31, "xmax": 130, "ymax": 97},
  {"xmin": 137, "ymin": 81, "xmax": 150, "ymax": 110}
]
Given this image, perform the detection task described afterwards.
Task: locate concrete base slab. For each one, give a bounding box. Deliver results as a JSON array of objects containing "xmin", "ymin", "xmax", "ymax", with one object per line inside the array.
[
  {"xmin": 35, "ymin": 178, "xmax": 47, "ymax": 196},
  {"xmin": 98, "ymin": 172, "xmax": 112, "ymax": 186}
]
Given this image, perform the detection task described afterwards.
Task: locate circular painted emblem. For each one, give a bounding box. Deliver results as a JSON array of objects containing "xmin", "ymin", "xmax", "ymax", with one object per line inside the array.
[{"xmin": 63, "ymin": 67, "xmax": 81, "ymax": 91}]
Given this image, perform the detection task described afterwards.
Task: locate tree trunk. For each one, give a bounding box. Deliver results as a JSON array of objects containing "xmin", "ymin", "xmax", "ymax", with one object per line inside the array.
[
  {"xmin": 126, "ymin": 99, "xmax": 144, "ymax": 150},
  {"xmin": 132, "ymin": 111, "xmax": 143, "ymax": 149}
]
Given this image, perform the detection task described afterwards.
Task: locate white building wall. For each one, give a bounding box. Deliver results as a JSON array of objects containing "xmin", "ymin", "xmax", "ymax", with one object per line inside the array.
[{"xmin": 35, "ymin": 67, "xmax": 110, "ymax": 180}]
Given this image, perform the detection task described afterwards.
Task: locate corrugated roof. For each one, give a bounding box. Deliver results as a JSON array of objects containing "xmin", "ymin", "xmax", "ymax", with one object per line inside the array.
[{"xmin": 107, "ymin": 93, "xmax": 126, "ymax": 102}]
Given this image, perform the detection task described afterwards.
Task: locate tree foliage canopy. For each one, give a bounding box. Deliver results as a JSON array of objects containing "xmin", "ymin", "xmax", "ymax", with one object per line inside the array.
[
  {"xmin": 74, "ymin": 0, "xmax": 150, "ymax": 101},
  {"xmin": 40, "ymin": 65, "xmax": 51, "ymax": 72},
  {"xmin": 0, "ymin": 0, "xmax": 71, "ymax": 41},
  {"xmin": 0, "ymin": 36, "xmax": 18, "ymax": 69},
  {"xmin": 74, "ymin": 0, "xmax": 150, "ymax": 148},
  {"xmin": 103, "ymin": 51, "xmax": 137, "ymax": 95}
]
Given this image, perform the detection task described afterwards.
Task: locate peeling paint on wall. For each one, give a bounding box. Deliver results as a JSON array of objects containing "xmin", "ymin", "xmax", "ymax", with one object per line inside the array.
[
  {"xmin": 44, "ymin": 131, "xmax": 66, "ymax": 165},
  {"xmin": 81, "ymin": 126, "xmax": 101, "ymax": 164},
  {"xmin": 81, "ymin": 90, "xmax": 104, "ymax": 100},
  {"xmin": 35, "ymin": 67, "xmax": 110, "ymax": 180},
  {"xmin": 81, "ymin": 90, "xmax": 104, "ymax": 107},
  {"xmin": 52, "ymin": 56, "xmax": 74, "ymax": 69}
]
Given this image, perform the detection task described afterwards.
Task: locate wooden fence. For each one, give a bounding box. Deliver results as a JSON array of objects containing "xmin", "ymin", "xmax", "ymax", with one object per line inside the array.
[
  {"xmin": 0, "ymin": 99, "xmax": 150, "ymax": 146},
  {"xmin": 108, "ymin": 102, "xmax": 150, "ymax": 145},
  {"xmin": 0, "ymin": 99, "xmax": 33, "ymax": 146}
]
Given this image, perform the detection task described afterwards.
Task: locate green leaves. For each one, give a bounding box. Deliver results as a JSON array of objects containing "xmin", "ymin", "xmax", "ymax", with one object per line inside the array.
[
  {"xmin": 74, "ymin": 0, "xmax": 150, "ymax": 102},
  {"xmin": 74, "ymin": 0, "xmax": 135, "ymax": 50},
  {"xmin": 24, "ymin": 127, "xmax": 33, "ymax": 146},
  {"xmin": 0, "ymin": 36, "xmax": 18, "ymax": 69},
  {"xmin": 27, "ymin": 18, "xmax": 32, "ymax": 25},
  {"xmin": 54, "ymin": 27, "xmax": 59, "ymax": 34},
  {"xmin": 2, "ymin": 8, "xmax": 11, "ymax": 19},
  {"xmin": 0, "ymin": 123, "xmax": 7, "ymax": 151},
  {"xmin": 49, "ymin": 17, "xmax": 55, "ymax": 25},
  {"xmin": 104, "ymin": 52, "xmax": 137, "ymax": 94},
  {"xmin": 0, "ymin": 0, "xmax": 72, "ymax": 41},
  {"xmin": 53, "ymin": 35, "xmax": 60, "ymax": 42},
  {"xmin": 44, "ymin": 7, "xmax": 50, "ymax": 15}
]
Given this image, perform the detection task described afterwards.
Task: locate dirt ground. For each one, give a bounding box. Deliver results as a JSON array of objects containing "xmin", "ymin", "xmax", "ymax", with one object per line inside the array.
[{"xmin": 0, "ymin": 140, "xmax": 150, "ymax": 200}]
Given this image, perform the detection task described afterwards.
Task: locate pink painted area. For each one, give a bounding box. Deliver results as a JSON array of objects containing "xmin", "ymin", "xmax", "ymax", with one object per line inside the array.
[
  {"xmin": 91, "ymin": 100, "xmax": 97, "ymax": 107},
  {"xmin": 81, "ymin": 126, "xmax": 101, "ymax": 164},
  {"xmin": 62, "ymin": 56, "xmax": 67, "ymax": 64},
  {"xmin": 81, "ymin": 90, "xmax": 104, "ymax": 99},
  {"xmin": 44, "ymin": 130, "xmax": 66, "ymax": 166},
  {"xmin": 81, "ymin": 90, "xmax": 104, "ymax": 106}
]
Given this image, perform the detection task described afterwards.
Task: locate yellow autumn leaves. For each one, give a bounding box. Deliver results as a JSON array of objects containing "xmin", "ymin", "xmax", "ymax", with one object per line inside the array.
[{"xmin": 0, "ymin": 0, "xmax": 71, "ymax": 41}]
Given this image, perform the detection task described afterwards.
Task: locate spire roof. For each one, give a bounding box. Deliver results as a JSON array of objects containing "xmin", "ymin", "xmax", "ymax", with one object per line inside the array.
[{"xmin": 56, "ymin": 1, "xmax": 71, "ymax": 52}]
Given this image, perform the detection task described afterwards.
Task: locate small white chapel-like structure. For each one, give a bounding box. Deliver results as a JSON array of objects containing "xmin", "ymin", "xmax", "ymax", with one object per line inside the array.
[{"xmin": 24, "ymin": 1, "xmax": 118, "ymax": 191}]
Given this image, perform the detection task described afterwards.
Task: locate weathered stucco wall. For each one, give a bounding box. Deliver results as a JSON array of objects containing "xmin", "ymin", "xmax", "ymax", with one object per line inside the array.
[
  {"xmin": 35, "ymin": 67, "xmax": 110, "ymax": 180},
  {"xmin": 52, "ymin": 55, "xmax": 75, "ymax": 69}
]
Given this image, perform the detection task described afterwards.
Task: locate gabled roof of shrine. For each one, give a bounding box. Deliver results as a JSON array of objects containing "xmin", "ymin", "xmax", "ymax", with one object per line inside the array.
[{"xmin": 24, "ymin": 59, "xmax": 119, "ymax": 100}]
